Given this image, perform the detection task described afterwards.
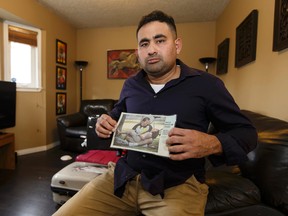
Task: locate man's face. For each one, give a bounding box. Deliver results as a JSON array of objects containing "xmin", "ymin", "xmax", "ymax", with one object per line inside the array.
[
  {"xmin": 137, "ymin": 21, "xmax": 181, "ymax": 78},
  {"xmin": 140, "ymin": 119, "xmax": 150, "ymax": 127}
]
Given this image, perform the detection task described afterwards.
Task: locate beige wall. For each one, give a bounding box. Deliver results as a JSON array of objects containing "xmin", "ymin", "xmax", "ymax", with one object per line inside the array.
[
  {"xmin": 79, "ymin": 0, "xmax": 288, "ymax": 122},
  {"xmin": 216, "ymin": 0, "xmax": 288, "ymax": 120},
  {"xmin": 77, "ymin": 22, "xmax": 216, "ymax": 100},
  {"xmin": 0, "ymin": 0, "xmax": 77, "ymax": 152}
]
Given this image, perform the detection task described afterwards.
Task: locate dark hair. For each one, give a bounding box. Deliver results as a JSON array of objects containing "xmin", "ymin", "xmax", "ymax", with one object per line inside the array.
[
  {"xmin": 142, "ymin": 117, "xmax": 150, "ymax": 122},
  {"xmin": 136, "ymin": 10, "xmax": 177, "ymax": 38}
]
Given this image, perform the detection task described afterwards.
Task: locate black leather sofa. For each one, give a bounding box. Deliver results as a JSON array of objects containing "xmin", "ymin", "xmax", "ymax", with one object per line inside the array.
[
  {"xmin": 205, "ymin": 110, "xmax": 287, "ymax": 215},
  {"xmin": 56, "ymin": 99, "xmax": 117, "ymax": 152}
]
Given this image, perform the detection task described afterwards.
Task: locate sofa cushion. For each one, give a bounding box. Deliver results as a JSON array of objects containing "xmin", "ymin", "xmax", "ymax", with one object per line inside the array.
[{"xmin": 205, "ymin": 170, "xmax": 261, "ymax": 213}]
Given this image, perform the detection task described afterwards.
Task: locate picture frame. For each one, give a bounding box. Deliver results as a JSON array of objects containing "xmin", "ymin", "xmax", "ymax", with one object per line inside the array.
[
  {"xmin": 273, "ymin": 0, "xmax": 288, "ymax": 51},
  {"xmin": 107, "ymin": 49, "xmax": 140, "ymax": 79},
  {"xmin": 56, "ymin": 66, "xmax": 67, "ymax": 90},
  {"xmin": 235, "ymin": 10, "xmax": 258, "ymax": 68},
  {"xmin": 216, "ymin": 38, "xmax": 230, "ymax": 75},
  {"xmin": 56, "ymin": 92, "xmax": 66, "ymax": 115},
  {"xmin": 56, "ymin": 39, "xmax": 67, "ymax": 65}
]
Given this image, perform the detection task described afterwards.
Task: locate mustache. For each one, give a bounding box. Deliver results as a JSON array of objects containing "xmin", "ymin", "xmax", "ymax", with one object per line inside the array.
[{"xmin": 145, "ymin": 55, "xmax": 161, "ymax": 62}]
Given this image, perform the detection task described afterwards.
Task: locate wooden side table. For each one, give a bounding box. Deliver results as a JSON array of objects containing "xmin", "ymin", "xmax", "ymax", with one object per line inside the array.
[{"xmin": 0, "ymin": 133, "xmax": 15, "ymax": 169}]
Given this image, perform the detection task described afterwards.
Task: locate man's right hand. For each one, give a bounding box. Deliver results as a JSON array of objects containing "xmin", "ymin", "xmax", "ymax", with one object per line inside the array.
[{"xmin": 95, "ymin": 114, "xmax": 117, "ymax": 138}]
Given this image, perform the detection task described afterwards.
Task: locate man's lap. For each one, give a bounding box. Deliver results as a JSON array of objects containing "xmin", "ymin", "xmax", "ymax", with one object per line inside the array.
[{"xmin": 53, "ymin": 162, "xmax": 208, "ymax": 216}]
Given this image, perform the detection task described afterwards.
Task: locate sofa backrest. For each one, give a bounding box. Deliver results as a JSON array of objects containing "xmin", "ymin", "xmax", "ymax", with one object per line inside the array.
[
  {"xmin": 80, "ymin": 99, "xmax": 117, "ymax": 117},
  {"xmin": 240, "ymin": 110, "xmax": 288, "ymax": 214}
]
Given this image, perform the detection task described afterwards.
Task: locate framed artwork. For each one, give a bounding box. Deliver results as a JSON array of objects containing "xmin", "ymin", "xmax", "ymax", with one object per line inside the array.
[
  {"xmin": 235, "ymin": 10, "xmax": 258, "ymax": 68},
  {"xmin": 56, "ymin": 66, "xmax": 67, "ymax": 90},
  {"xmin": 56, "ymin": 92, "xmax": 66, "ymax": 115},
  {"xmin": 107, "ymin": 49, "xmax": 140, "ymax": 79},
  {"xmin": 56, "ymin": 39, "xmax": 67, "ymax": 65},
  {"xmin": 273, "ymin": 0, "xmax": 288, "ymax": 51},
  {"xmin": 217, "ymin": 38, "xmax": 230, "ymax": 75}
]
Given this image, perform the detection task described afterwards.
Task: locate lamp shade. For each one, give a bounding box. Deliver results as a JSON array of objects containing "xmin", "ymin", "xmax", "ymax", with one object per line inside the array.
[
  {"xmin": 199, "ymin": 57, "xmax": 216, "ymax": 64},
  {"xmin": 75, "ymin": 61, "xmax": 88, "ymax": 68},
  {"xmin": 199, "ymin": 57, "xmax": 216, "ymax": 72}
]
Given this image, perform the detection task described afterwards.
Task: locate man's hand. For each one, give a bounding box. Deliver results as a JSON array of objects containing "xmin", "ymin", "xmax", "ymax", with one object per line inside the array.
[
  {"xmin": 95, "ymin": 114, "xmax": 117, "ymax": 138},
  {"xmin": 166, "ymin": 127, "xmax": 223, "ymax": 160}
]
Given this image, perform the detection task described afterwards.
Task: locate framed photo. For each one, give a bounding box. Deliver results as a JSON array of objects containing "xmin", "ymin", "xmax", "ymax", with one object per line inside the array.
[
  {"xmin": 273, "ymin": 0, "xmax": 288, "ymax": 51},
  {"xmin": 56, "ymin": 92, "xmax": 66, "ymax": 115},
  {"xmin": 56, "ymin": 66, "xmax": 67, "ymax": 90},
  {"xmin": 56, "ymin": 39, "xmax": 67, "ymax": 65},
  {"xmin": 235, "ymin": 10, "xmax": 258, "ymax": 68},
  {"xmin": 107, "ymin": 49, "xmax": 140, "ymax": 79},
  {"xmin": 216, "ymin": 38, "xmax": 230, "ymax": 75}
]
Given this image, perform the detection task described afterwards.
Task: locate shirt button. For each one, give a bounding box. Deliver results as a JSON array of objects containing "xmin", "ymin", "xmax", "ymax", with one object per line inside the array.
[
  {"xmin": 142, "ymin": 154, "xmax": 146, "ymax": 158},
  {"xmin": 154, "ymin": 95, "xmax": 157, "ymax": 98}
]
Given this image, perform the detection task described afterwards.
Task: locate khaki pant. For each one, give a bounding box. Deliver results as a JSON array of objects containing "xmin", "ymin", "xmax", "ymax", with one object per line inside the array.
[{"xmin": 53, "ymin": 162, "xmax": 208, "ymax": 216}]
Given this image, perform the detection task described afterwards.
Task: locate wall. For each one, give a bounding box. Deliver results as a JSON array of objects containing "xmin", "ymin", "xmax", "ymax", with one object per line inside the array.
[
  {"xmin": 77, "ymin": 22, "xmax": 216, "ymax": 100},
  {"xmin": 79, "ymin": 0, "xmax": 288, "ymax": 122},
  {"xmin": 216, "ymin": 0, "xmax": 288, "ymax": 120},
  {"xmin": 0, "ymin": 0, "xmax": 77, "ymax": 153}
]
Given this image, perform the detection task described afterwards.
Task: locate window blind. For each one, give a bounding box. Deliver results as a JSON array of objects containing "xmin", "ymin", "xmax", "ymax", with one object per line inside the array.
[{"xmin": 8, "ymin": 25, "xmax": 38, "ymax": 47}]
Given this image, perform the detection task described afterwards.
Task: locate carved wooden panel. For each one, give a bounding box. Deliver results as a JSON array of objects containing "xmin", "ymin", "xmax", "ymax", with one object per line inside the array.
[
  {"xmin": 235, "ymin": 10, "xmax": 258, "ymax": 68},
  {"xmin": 273, "ymin": 0, "xmax": 288, "ymax": 51},
  {"xmin": 217, "ymin": 38, "xmax": 229, "ymax": 75}
]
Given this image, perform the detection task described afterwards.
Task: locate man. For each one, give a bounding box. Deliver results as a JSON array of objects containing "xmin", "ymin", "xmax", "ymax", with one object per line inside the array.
[
  {"xmin": 116, "ymin": 126, "xmax": 160, "ymax": 147},
  {"xmin": 131, "ymin": 116, "xmax": 153, "ymax": 136},
  {"xmin": 115, "ymin": 116, "xmax": 154, "ymax": 146},
  {"xmin": 54, "ymin": 10, "xmax": 257, "ymax": 216}
]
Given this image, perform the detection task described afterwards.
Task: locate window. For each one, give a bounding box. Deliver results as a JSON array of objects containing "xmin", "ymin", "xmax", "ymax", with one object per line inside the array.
[{"xmin": 3, "ymin": 21, "xmax": 42, "ymax": 91}]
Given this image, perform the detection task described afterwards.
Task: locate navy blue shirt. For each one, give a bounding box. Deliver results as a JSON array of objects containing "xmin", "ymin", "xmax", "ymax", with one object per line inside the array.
[{"xmin": 110, "ymin": 59, "xmax": 257, "ymax": 197}]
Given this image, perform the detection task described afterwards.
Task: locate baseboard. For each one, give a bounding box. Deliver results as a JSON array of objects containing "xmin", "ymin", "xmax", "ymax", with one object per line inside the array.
[{"xmin": 16, "ymin": 141, "xmax": 60, "ymax": 156}]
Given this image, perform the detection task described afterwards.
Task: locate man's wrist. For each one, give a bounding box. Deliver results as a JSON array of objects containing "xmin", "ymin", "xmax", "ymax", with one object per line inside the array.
[{"xmin": 208, "ymin": 134, "xmax": 223, "ymax": 155}]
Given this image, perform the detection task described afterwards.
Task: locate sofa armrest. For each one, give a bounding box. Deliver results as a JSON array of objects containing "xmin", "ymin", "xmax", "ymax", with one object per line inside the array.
[{"xmin": 57, "ymin": 113, "xmax": 87, "ymax": 128}]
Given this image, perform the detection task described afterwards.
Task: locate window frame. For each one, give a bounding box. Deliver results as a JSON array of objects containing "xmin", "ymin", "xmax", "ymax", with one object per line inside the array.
[{"xmin": 3, "ymin": 21, "xmax": 42, "ymax": 92}]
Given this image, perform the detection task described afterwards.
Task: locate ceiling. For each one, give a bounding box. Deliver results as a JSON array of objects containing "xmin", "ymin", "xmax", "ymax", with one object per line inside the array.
[{"xmin": 37, "ymin": 0, "xmax": 231, "ymax": 29}]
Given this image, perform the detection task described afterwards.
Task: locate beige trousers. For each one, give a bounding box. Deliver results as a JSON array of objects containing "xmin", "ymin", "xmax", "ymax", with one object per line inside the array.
[{"xmin": 53, "ymin": 162, "xmax": 208, "ymax": 216}]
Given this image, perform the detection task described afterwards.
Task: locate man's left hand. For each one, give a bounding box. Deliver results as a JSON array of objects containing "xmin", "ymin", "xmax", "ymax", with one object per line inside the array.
[{"xmin": 166, "ymin": 127, "xmax": 223, "ymax": 160}]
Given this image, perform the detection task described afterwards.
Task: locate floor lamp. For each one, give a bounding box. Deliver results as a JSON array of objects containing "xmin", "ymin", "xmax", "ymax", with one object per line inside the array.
[
  {"xmin": 199, "ymin": 57, "xmax": 216, "ymax": 72},
  {"xmin": 75, "ymin": 61, "xmax": 88, "ymax": 102}
]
